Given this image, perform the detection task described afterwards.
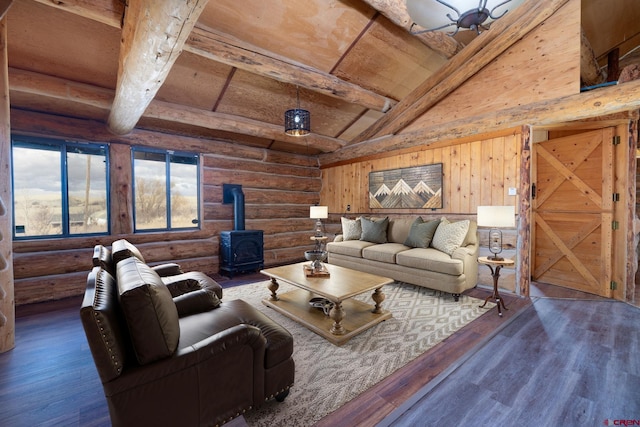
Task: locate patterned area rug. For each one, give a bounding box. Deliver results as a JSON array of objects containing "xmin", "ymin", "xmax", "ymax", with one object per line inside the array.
[{"xmin": 222, "ymin": 280, "xmax": 492, "ymax": 426}]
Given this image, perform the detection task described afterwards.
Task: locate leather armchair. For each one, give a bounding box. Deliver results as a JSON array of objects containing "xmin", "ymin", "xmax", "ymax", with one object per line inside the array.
[{"xmin": 81, "ymin": 244, "xmax": 294, "ymax": 427}]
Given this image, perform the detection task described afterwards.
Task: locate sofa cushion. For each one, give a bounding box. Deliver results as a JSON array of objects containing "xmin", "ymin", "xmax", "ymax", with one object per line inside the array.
[
  {"xmin": 386, "ymin": 217, "xmax": 415, "ymax": 244},
  {"xmin": 462, "ymin": 220, "xmax": 478, "ymax": 246},
  {"xmin": 326, "ymin": 240, "xmax": 376, "ymax": 258},
  {"xmin": 396, "ymin": 248, "xmax": 465, "ymax": 276},
  {"xmin": 431, "ymin": 218, "xmax": 470, "ymax": 255},
  {"xmin": 173, "ymin": 288, "xmax": 221, "ymax": 317},
  {"xmin": 404, "ymin": 217, "xmax": 441, "ymax": 248},
  {"xmin": 362, "ymin": 243, "xmax": 409, "ymax": 264},
  {"xmin": 340, "ymin": 216, "xmax": 362, "ymax": 241},
  {"xmin": 360, "ymin": 216, "xmax": 389, "ymax": 243},
  {"xmin": 117, "ymin": 256, "xmax": 180, "ymax": 365}
]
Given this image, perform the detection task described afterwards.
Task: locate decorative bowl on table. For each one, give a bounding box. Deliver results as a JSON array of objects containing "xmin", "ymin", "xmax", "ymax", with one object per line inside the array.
[{"xmin": 304, "ymin": 250, "xmax": 327, "ymax": 271}]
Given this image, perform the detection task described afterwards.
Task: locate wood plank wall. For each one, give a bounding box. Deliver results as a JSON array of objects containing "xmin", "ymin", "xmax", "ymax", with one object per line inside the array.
[
  {"xmin": 322, "ymin": 129, "xmax": 521, "ymax": 214},
  {"xmin": 320, "ymin": 129, "xmax": 521, "ymax": 291},
  {"xmin": 10, "ymin": 109, "xmax": 320, "ymax": 305}
]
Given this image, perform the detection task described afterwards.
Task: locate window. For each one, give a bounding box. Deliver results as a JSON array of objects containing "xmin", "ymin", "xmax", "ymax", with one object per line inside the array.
[
  {"xmin": 12, "ymin": 136, "xmax": 109, "ymax": 239},
  {"xmin": 132, "ymin": 148, "xmax": 200, "ymax": 231}
]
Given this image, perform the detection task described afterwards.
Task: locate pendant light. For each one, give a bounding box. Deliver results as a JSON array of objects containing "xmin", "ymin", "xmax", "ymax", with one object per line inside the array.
[{"xmin": 284, "ymin": 86, "xmax": 310, "ymax": 136}]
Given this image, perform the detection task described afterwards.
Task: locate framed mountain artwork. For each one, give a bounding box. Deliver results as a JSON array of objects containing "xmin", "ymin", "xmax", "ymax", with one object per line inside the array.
[{"xmin": 369, "ymin": 163, "xmax": 443, "ymax": 209}]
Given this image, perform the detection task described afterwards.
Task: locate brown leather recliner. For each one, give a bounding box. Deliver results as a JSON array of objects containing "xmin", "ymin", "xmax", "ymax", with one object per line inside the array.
[{"xmin": 81, "ymin": 243, "xmax": 295, "ymax": 427}]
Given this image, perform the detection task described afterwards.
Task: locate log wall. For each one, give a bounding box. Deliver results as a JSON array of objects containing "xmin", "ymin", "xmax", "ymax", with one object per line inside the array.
[
  {"xmin": 320, "ymin": 129, "xmax": 522, "ymax": 292},
  {"xmin": 11, "ymin": 109, "xmax": 320, "ymax": 305}
]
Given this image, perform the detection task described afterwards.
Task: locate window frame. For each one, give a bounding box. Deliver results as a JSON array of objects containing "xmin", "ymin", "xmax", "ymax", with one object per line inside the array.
[
  {"xmin": 11, "ymin": 135, "xmax": 111, "ymax": 240},
  {"xmin": 131, "ymin": 147, "xmax": 201, "ymax": 233}
]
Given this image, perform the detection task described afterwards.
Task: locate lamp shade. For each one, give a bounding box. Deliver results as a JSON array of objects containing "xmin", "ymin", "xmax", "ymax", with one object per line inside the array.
[
  {"xmin": 284, "ymin": 108, "xmax": 310, "ymax": 136},
  {"xmin": 477, "ymin": 206, "xmax": 515, "ymax": 228},
  {"xmin": 310, "ymin": 206, "xmax": 328, "ymax": 219},
  {"xmin": 405, "ymin": 0, "xmax": 525, "ymax": 33}
]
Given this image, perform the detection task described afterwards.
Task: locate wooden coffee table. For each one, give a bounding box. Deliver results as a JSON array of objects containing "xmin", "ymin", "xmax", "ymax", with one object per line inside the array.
[{"xmin": 260, "ymin": 262, "xmax": 393, "ymax": 345}]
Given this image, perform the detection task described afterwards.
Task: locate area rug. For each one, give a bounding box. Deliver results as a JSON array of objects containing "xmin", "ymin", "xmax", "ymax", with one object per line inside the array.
[{"xmin": 222, "ymin": 281, "xmax": 492, "ymax": 427}]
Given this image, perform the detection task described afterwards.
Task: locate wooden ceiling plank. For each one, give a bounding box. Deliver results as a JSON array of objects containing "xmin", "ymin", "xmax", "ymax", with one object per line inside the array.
[
  {"xmin": 9, "ymin": 68, "xmax": 344, "ymax": 152},
  {"xmin": 31, "ymin": 0, "xmax": 123, "ymax": 28},
  {"xmin": 185, "ymin": 27, "xmax": 396, "ymax": 113},
  {"xmin": 320, "ymin": 78, "xmax": 640, "ymax": 165},
  {"xmin": 107, "ymin": 0, "xmax": 210, "ymax": 135},
  {"xmin": 31, "ymin": 0, "xmax": 394, "ymax": 115},
  {"xmin": 360, "ymin": 0, "xmax": 462, "ymax": 58},
  {"xmin": 352, "ymin": 0, "xmax": 567, "ymax": 143}
]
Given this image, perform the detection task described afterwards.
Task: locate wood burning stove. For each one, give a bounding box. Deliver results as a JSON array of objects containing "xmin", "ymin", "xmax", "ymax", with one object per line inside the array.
[{"xmin": 219, "ymin": 184, "xmax": 264, "ymax": 277}]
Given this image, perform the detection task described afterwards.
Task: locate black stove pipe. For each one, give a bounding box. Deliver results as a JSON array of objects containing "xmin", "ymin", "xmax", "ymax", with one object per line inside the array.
[{"xmin": 223, "ymin": 184, "xmax": 245, "ymax": 231}]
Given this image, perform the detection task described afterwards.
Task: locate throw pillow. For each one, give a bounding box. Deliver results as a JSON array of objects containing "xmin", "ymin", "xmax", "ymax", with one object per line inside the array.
[
  {"xmin": 404, "ymin": 217, "xmax": 441, "ymax": 248},
  {"xmin": 431, "ymin": 217, "xmax": 470, "ymax": 255},
  {"xmin": 360, "ymin": 216, "xmax": 389, "ymax": 244},
  {"xmin": 341, "ymin": 217, "xmax": 362, "ymax": 241},
  {"xmin": 173, "ymin": 288, "xmax": 221, "ymax": 317}
]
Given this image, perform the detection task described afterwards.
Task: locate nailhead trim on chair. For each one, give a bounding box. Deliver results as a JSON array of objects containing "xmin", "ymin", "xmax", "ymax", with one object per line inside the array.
[{"xmin": 266, "ymin": 385, "xmax": 292, "ymax": 401}]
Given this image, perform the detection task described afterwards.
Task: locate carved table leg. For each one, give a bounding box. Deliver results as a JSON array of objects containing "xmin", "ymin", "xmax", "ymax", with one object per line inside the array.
[
  {"xmin": 479, "ymin": 265, "xmax": 509, "ymax": 316},
  {"xmin": 371, "ymin": 287, "xmax": 385, "ymax": 314},
  {"xmin": 329, "ymin": 302, "xmax": 346, "ymax": 335},
  {"xmin": 268, "ymin": 278, "xmax": 279, "ymax": 301}
]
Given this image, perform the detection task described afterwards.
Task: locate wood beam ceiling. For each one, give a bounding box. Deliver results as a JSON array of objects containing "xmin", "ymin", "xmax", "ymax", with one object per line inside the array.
[
  {"xmin": 351, "ymin": 0, "xmax": 571, "ymax": 143},
  {"xmin": 9, "ymin": 68, "xmax": 345, "ymax": 152},
  {"xmin": 184, "ymin": 28, "xmax": 396, "ymax": 113},
  {"xmin": 320, "ymin": 78, "xmax": 640, "ymax": 165},
  {"xmin": 108, "ymin": 0, "xmax": 210, "ymax": 135},
  {"xmin": 25, "ymin": 0, "xmax": 635, "ymax": 163},
  {"xmin": 360, "ymin": 0, "xmax": 462, "ymax": 58},
  {"xmin": 30, "ymin": 0, "xmax": 396, "ymax": 124}
]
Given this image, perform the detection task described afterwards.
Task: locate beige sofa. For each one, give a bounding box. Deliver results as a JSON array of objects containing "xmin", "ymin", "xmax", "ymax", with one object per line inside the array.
[{"xmin": 327, "ymin": 216, "xmax": 479, "ymax": 301}]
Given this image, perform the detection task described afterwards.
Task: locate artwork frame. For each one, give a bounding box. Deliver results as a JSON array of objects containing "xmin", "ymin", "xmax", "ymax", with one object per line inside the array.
[{"xmin": 369, "ymin": 163, "xmax": 443, "ymax": 209}]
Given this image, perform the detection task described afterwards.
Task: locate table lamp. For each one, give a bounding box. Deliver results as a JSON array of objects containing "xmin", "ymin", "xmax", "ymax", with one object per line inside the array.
[
  {"xmin": 477, "ymin": 205, "xmax": 515, "ymax": 261},
  {"xmin": 310, "ymin": 206, "xmax": 328, "ymax": 237}
]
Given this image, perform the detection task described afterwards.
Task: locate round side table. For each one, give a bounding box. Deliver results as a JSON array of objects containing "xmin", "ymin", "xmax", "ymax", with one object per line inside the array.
[{"xmin": 478, "ymin": 256, "xmax": 514, "ymax": 317}]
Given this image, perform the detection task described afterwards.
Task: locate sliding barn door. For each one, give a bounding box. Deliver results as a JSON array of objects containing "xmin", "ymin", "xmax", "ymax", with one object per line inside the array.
[{"xmin": 532, "ymin": 128, "xmax": 615, "ymax": 297}]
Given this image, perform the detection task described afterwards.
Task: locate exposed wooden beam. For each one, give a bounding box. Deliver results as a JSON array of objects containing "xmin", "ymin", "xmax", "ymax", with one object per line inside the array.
[
  {"xmin": 360, "ymin": 0, "xmax": 462, "ymax": 58},
  {"xmin": 9, "ymin": 68, "xmax": 113, "ymax": 108},
  {"xmin": 185, "ymin": 28, "xmax": 396, "ymax": 113},
  {"xmin": 107, "ymin": 0, "xmax": 210, "ymax": 135},
  {"xmin": 32, "ymin": 0, "xmax": 394, "ymax": 115},
  {"xmin": 581, "ymin": 27, "xmax": 606, "ymax": 86},
  {"xmin": 320, "ymin": 78, "xmax": 640, "ymax": 165},
  {"xmin": 144, "ymin": 101, "xmax": 345, "ymax": 153},
  {"xmin": 8, "ymin": 68, "xmax": 344, "ymax": 152},
  {"xmin": 352, "ymin": 0, "xmax": 569, "ymax": 143}
]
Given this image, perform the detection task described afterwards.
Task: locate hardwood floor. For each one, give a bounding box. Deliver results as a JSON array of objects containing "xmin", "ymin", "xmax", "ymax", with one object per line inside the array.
[
  {"xmin": 0, "ymin": 275, "xmax": 637, "ymax": 427},
  {"xmin": 383, "ymin": 285, "xmax": 640, "ymax": 427}
]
